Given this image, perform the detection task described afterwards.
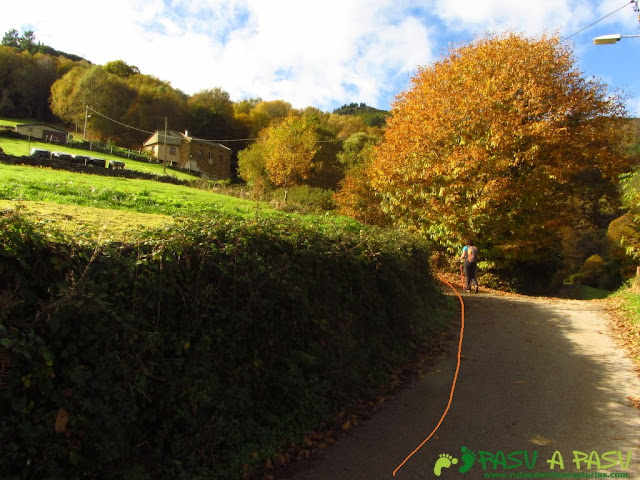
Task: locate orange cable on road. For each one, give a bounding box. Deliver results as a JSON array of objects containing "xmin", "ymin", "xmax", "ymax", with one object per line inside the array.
[{"xmin": 392, "ymin": 276, "xmax": 465, "ymax": 476}]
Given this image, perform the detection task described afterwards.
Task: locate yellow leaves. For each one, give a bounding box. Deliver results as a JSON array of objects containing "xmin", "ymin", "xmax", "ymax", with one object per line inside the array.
[
  {"xmin": 55, "ymin": 407, "xmax": 69, "ymax": 433},
  {"xmin": 364, "ymin": 31, "xmax": 630, "ymax": 254},
  {"xmin": 263, "ymin": 114, "xmax": 318, "ymax": 190}
]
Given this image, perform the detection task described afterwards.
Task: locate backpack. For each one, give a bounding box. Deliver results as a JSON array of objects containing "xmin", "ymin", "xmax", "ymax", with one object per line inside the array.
[{"xmin": 466, "ymin": 245, "xmax": 478, "ymax": 263}]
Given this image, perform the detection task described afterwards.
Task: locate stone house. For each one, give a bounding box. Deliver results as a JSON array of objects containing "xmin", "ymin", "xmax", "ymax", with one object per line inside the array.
[{"xmin": 143, "ymin": 130, "xmax": 232, "ymax": 180}]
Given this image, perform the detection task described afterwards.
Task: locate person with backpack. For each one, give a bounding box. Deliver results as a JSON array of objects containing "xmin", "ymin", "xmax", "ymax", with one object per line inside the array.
[{"xmin": 460, "ymin": 239, "xmax": 479, "ymax": 293}]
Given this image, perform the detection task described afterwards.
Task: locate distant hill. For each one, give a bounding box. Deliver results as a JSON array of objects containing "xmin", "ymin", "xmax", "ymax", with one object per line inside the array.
[
  {"xmin": 36, "ymin": 44, "xmax": 89, "ymax": 63},
  {"xmin": 333, "ymin": 103, "xmax": 389, "ymax": 128},
  {"xmin": 2, "ymin": 28, "xmax": 90, "ymax": 63}
]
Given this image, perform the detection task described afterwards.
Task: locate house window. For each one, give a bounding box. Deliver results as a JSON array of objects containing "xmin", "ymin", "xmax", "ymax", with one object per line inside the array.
[
  {"xmin": 169, "ymin": 147, "xmax": 176, "ymax": 155},
  {"xmin": 208, "ymin": 152, "xmax": 213, "ymax": 160}
]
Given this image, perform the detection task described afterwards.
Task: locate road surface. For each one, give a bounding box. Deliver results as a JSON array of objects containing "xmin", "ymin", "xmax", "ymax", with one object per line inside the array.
[{"xmin": 278, "ymin": 292, "xmax": 640, "ymax": 479}]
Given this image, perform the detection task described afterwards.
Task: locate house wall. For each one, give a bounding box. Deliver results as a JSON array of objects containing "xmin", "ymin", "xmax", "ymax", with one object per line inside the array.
[
  {"xmin": 144, "ymin": 131, "xmax": 232, "ymax": 179},
  {"xmin": 152, "ymin": 143, "xmax": 181, "ymax": 165},
  {"xmin": 179, "ymin": 140, "xmax": 232, "ymax": 180},
  {"xmin": 16, "ymin": 124, "xmax": 67, "ymax": 143},
  {"xmin": 144, "ymin": 131, "xmax": 183, "ymax": 165}
]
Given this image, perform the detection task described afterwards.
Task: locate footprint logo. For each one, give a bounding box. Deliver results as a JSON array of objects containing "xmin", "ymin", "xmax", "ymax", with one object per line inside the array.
[
  {"xmin": 433, "ymin": 453, "xmax": 458, "ymax": 477},
  {"xmin": 459, "ymin": 446, "xmax": 477, "ymax": 474}
]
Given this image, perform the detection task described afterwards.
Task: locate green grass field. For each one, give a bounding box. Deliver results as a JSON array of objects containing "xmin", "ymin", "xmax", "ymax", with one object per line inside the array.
[
  {"xmin": 0, "ymin": 162, "xmax": 262, "ymax": 215},
  {"xmin": 0, "ymin": 161, "xmax": 358, "ymax": 242},
  {"xmin": 0, "ymin": 118, "xmax": 36, "ymax": 127},
  {"xmin": 0, "ymin": 162, "xmax": 283, "ymax": 240}
]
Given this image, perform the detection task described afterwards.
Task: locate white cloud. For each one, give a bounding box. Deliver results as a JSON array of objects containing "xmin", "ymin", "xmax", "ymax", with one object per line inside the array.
[
  {"xmin": 595, "ymin": 0, "xmax": 640, "ymax": 31},
  {"xmin": 199, "ymin": 0, "xmax": 435, "ymax": 109},
  {"xmin": 430, "ymin": 0, "xmax": 594, "ymax": 37},
  {"xmin": 625, "ymin": 95, "xmax": 640, "ymax": 117}
]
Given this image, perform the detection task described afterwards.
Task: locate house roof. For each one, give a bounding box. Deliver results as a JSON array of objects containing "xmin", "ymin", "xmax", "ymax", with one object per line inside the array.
[
  {"xmin": 16, "ymin": 123, "xmax": 68, "ymax": 133},
  {"xmin": 143, "ymin": 130, "xmax": 232, "ymax": 151},
  {"xmin": 143, "ymin": 130, "xmax": 184, "ymax": 147},
  {"xmin": 186, "ymin": 135, "xmax": 232, "ymax": 151}
]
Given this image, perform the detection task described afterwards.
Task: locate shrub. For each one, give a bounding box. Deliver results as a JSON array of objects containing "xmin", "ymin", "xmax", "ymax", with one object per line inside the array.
[
  {"xmin": 579, "ymin": 254, "xmax": 606, "ymax": 287},
  {"xmin": 0, "ymin": 210, "xmax": 447, "ymax": 479},
  {"xmin": 0, "ymin": 129, "xmax": 25, "ymax": 139}
]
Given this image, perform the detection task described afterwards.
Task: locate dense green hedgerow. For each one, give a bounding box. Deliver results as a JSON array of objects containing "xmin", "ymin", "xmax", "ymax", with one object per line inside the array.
[{"xmin": 0, "ymin": 210, "xmax": 448, "ymax": 479}]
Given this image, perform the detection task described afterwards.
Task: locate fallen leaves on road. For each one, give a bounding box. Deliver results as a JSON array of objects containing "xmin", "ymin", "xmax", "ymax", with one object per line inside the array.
[
  {"xmin": 605, "ymin": 298, "xmax": 640, "ymax": 376},
  {"xmin": 530, "ymin": 434, "xmax": 554, "ymax": 446}
]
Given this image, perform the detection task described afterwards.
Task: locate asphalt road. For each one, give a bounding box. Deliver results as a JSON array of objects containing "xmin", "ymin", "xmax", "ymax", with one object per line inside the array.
[{"xmin": 278, "ymin": 292, "xmax": 640, "ymax": 480}]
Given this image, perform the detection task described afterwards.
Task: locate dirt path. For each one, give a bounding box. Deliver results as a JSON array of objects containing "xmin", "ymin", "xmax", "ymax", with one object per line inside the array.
[{"xmin": 278, "ymin": 292, "xmax": 640, "ymax": 479}]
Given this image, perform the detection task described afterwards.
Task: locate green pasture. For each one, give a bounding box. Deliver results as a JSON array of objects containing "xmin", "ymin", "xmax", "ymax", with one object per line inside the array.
[
  {"xmin": 0, "ymin": 118, "xmax": 36, "ymax": 127},
  {"xmin": 0, "ymin": 200, "xmax": 175, "ymax": 242},
  {"xmin": 0, "ymin": 136, "xmax": 199, "ymax": 181},
  {"xmin": 0, "ymin": 162, "xmax": 358, "ymax": 241},
  {"xmin": 0, "ymin": 163, "xmax": 260, "ymax": 216}
]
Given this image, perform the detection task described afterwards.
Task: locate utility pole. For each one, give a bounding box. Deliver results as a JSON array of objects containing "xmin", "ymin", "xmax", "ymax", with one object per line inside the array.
[
  {"xmin": 163, "ymin": 116, "xmax": 168, "ymax": 174},
  {"xmin": 83, "ymin": 105, "xmax": 89, "ymax": 140}
]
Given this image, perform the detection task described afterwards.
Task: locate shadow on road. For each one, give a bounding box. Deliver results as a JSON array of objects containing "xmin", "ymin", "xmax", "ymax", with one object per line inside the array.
[{"xmin": 278, "ymin": 293, "xmax": 640, "ymax": 480}]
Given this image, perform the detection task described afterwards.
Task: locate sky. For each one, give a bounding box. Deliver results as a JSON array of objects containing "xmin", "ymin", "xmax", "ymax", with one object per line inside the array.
[{"xmin": 2, "ymin": 0, "xmax": 640, "ymax": 115}]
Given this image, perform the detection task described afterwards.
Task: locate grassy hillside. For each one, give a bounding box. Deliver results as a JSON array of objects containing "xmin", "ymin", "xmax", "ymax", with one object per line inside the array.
[
  {"xmin": 0, "ymin": 118, "xmax": 37, "ymax": 128},
  {"xmin": 0, "ymin": 200, "xmax": 174, "ymax": 242},
  {"xmin": 0, "ymin": 162, "xmax": 281, "ymax": 243},
  {"xmin": 0, "ymin": 162, "xmax": 254, "ymax": 214}
]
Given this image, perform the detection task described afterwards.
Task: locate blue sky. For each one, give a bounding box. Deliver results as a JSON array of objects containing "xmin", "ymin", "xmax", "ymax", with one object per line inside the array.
[{"xmin": 2, "ymin": 0, "xmax": 639, "ymax": 115}]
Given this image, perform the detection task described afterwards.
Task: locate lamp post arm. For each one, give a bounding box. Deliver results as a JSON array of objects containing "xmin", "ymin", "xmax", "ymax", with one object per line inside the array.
[{"xmin": 593, "ymin": 33, "xmax": 640, "ymax": 44}]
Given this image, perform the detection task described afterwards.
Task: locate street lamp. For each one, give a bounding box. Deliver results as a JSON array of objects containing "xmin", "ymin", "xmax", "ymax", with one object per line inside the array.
[{"xmin": 593, "ymin": 33, "xmax": 640, "ymax": 44}]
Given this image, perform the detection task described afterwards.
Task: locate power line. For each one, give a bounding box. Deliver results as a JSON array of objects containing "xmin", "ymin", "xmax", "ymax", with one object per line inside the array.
[
  {"xmin": 87, "ymin": 106, "xmax": 155, "ymax": 135},
  {"xmin": 562, "ymin": 0, "xmax": 636, "ymax": 42},
  {"xmin": 87, "ymin": 106, "xmax": 348, "ymax": 144}
]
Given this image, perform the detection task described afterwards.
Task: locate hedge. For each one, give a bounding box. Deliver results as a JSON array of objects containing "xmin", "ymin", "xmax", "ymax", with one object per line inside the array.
[{"xmin": 0, "ymin": 210, "xmax": 447, "ymax": 479}]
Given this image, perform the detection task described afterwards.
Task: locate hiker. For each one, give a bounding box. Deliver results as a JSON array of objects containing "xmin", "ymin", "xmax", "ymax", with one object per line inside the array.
[{"xmin": 460, "ymin": 239, "xmax": 479, "ymax": 293}]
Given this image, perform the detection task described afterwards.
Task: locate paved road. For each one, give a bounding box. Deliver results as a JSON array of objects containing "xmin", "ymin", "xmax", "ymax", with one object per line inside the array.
[{"xmin": 278, "ymin": 292, "xmax": 640, "ymax": 480}]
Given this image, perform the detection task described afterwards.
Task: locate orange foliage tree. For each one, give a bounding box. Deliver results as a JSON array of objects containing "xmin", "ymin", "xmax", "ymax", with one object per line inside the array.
[
  {"xmin": 334, "ymin": 133, "xmax": 388, "ymax": 225},
  {"xmin": 369, "ymin": 33, "xmax": 633, "ymax": 267}
]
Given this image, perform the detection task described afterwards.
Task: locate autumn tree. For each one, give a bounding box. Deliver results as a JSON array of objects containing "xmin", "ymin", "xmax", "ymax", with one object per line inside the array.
[
  {"xmin": 264, "ymin": 114, "xmax": 318, "ymax": 202},
  {"xmin": 126, "ymin": 74, "xmax": 188, "ymax": 138},
  {"xmin": 50, "ymin": 65, "xmax": 136, "ymax": 139},
  {"xmin": 247, "ymin": 100, "xmax": 293, "ymax": 137},
  {"xmin": 237, "ymin": 138, "xmax": 270, "ymax": 197},
  {"xmin": 104, "ymin": 60, "xmax": 140, "ymax": 78},
  {"xmin": 0, "ymin": 46, "xmax": 60, "ymax": 120},
  {"xmin": 49, "ymin": 65, "xmax": 89, "ymax": 127},
  {"xmin": 187, "ymin": 87, "xmax": 236, "ymax": 138},
  {"xmin": 369, "ymin": 33, "xmax": 634, "ymax": 284},
  {"xmin": 50, "ymin": 64, "xmax": 189, "ymax": 145},
  {"xmin": 239, "ymin": 114, "xmax": 318, "ymax": 202},
  {"xmin": 334, "ymin": 133, "xmax": 388, "ymax": 225}
]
